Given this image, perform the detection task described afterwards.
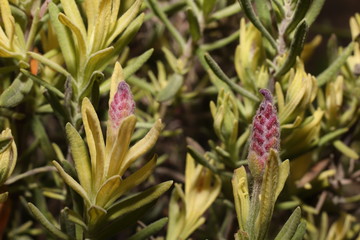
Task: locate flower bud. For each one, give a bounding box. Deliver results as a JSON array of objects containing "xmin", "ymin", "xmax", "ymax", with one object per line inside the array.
[
  {"xmin": 109, "ymin": 81, "xmax": 135, "ymax": 129},
  {"xmin": 248, "ymin": 89, "xmax": 280, "ymax": 179}
]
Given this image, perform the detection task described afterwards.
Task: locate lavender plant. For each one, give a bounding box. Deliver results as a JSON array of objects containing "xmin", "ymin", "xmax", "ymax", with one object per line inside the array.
[{"xmin": 0, "ymin": 0, "xmax": 360, "ymax": 239}]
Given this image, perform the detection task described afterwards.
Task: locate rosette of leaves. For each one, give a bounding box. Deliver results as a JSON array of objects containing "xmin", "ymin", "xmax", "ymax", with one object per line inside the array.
[{"xmin": 27, "ymin": 63, "xmax": 172, "ymax": 240}]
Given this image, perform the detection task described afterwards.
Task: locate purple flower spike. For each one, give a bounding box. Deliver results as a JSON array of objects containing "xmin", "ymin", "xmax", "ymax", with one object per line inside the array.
[
  {"xmin": 109, "ymin": 81, "xmax": 135, "ymax": 129},
  {"xmin": 248, "ymin": 89, "xmax": 280, "ymax": 179}
]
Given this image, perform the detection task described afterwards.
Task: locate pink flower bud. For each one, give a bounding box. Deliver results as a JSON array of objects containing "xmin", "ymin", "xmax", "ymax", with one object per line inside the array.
[
  {"xmin": 109, "ymin": 81, "xmax": 135, "ymax": 129},
  {"xmin": 248, "ymin": 89, "xmax": 280, "ymax": 179}
]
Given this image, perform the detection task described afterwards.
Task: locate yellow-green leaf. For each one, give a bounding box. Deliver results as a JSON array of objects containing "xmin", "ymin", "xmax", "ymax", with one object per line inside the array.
[
  {"xmin": 107, "ymin": 115, "xmax": 137, "ymax": 177},
  {"xmin": 66, "ymin": 123, "xmax": 92, "ymax": 195},
  {"xmin": 119, "ymin": 119, "xmax": 163, "ymax": 175},
  {"xmin": 232, "ymin": 166, "xmax": 250, "ymax": 232},
  {"xmin": 95, "ymin": 175, "xmax": 122, "ymax": 207},
  {"xmin": 105, "ymin": 155, "xmax": 157, "ymax": 209},
  {"xmin": 52, "ymin": 161, "xmax": 91, "ymax": 207},
  {"xmin": 256, "ymin": 149, "xmax": 279, "ymax": 240},
  {"xmin": 82, "ymin": 97, "xmax": 106, "ymax": 190}
]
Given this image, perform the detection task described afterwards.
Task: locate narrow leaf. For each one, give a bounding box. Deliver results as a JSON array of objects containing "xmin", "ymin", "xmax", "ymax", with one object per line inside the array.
[
  {"xmin": 147, "ymin": 0, "xmax": 186, "ymax": 51},
  {"xmin": 0, "ymin": 75, "xmax": 33, "ymax": 108},
  {"xmin": 105, "ymin": 155, "xmax": 157, "ymax": 208},
  {"xmin": 27, "ymin": 51, "xmax": 70, "ymax": 77},
  {"xmin": 275, "ymin": 21, "xmax": 308, "ymax": 77},
  {"xmin": 107, "ymin": 0, "xmax": 143, "ymax": 46},
  {"xmin": 128, "ymin": 218, "xmax": 168, "ymax": 240},
  {"xmin": 285, "ymin": 0, "xmax": 311, "ymax": 34},
  {"xmin": 256, "ymin": 149, "xmax": 279, "ymax": 240},
  {"xmin": 237, "ymin": 0, "xmax": 277, "ymax": 50},
  {"xmin": 106, "ymin": 181, "xmax": 173, "ymax": 221},
  {"xmin": 305, "ymin": 0, "xmax": 326, "ymax": 26},
  {"xmin": 82, "ymin": 98, "xmax": 106, "ymax": 190},
  {"xmin": 291, "ymin": 220, "xmax": 307, "ymax": 240},
  {"xmin": 187, "ymin": 8, "xmax": 201, "ymax": 41},
  {"xmin": 156, "ymin": 74, "xmax": 184, "ymax": 102},
  {"xmin": 317, "ymin": 42, "xmax": 355, "ymax": 86},
  {"xmin": 333, "ymin": 140, "xmax": 359, "ymax": 159},
  {"xmin": 204, "ymin": 53, "xmax": 259, "ymax": 102},
  {"xmin": 52, "ymin": 161, "xmax": 91, "ymax": 207},
  {"xmin": 124, "ymin": 49, "xmax": 154, "ymax": 79},
  {"xmin": 48, "ymin": 2, "xmax": 76, "ymax": 74},
  {"xmin": 58, "ymin": 13, "xmax": 87, "ymax": 61},
  {"xmin": 66, "ymin": 123, "xmax": 92, "ymax": 194},
  {"xmin": 21, "ymin": 69, "xmax": 64, "ymax": 98},
  {"xmin": 95, "ymin": 175, "xmax": 122, "ymax": 207},
  {"xmin": 28, "ymin": 203, "xmax": 70, "ymax": 240},
  {"xmin": 275, "ymin": 207, "xmax": 302, "ymax": 240},
  {"xmin": 120, "ymin": 119, "xmax": 163, "ymax": 175}
]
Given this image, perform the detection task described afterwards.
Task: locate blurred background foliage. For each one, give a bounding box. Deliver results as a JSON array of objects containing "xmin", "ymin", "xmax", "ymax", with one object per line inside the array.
[{"xmin": 0, "ymin": 0, "xmax": 360, "ymax": 239}]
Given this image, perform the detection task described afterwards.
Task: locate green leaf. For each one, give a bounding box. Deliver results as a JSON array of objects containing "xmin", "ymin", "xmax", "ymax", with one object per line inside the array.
[
  {"xmin": 187, "ymin": 8, "xmax": 201, "ymax": 42},
  {"xmin": 210, "ymin": 3, "xmax": 241, "ymax": 21},
  {"xmin": 82, "ymin": 47, "xmax": 113, "ymax": 88},
  {"xmin": 187, "ymin": 146, "xmax": 218, "ymax": 174},
  {"xmin": 128, "ymin": 218, "xmax": 168, "ymax": 240},
  {"xmin": 27, "ymin": 203, "xmax": 70, "ymax": 240},
  {"xmin": 202, "ymin": 30, "xmax": 240, "ymax": 52},
  {"xmin": 31, "ymin": 116, "xmax": 57, "ymax": 160},
  {"xmin": 106, "ymin": 181, "xmax": 173, "ymax": 221},
  {"xmin": 254, "ymin": 0, "xmax": 272, "ymax": 30},
  {"xmin": 156, "ymin": 74, "xmax": 184, "ymax": 102},
  {"xmin": 333, "ymin": 140, "xmax": 359, "ymax": 159},
  {"xmin": 0, "ymin": 75, "xmax": 33, "ymax": 108},
  {"xmin": 65, "ymin": 123, "xmax": 92, "ymax": 194},
  {"xmin": 124, "ymin": 48, "xmax": 154, "ymax": 79},
  {"xmin": 275, "ymin": 20, "xmax": 308, "ymax": 77},
  {"xmin": 317, "ymin": 41, "xmax": 355, "ymax": 86},
  {"xmin": 147, "ymin": 0, "xmax": 186, "ymax": 52},
  {"xmin": 285, "ymin": 0, "xmax": 311, "ymax": 34},
  {"xmin": 256, "ymin": 149, "xmax": 279, "ymax": 240},
  {"xmin": 48, "ymin": 2, "xmax": 76, "ymax": 74},
  {"xmin": 318, "ymin": 128, "xmax": 348, "ymax": 146},
  {"xmin": 27, "ymin": 51, "xmax": 71, "ymax": 77},
  {"xmin": 275, "ymin": 207, "xmax": 302, "ymax": 240},
  {"xmin": 44, "ymin": 91, "xmax": 71, "ymax": 125},
  {"xmin": 95, "ymin": 201, "xmax": 156, "ymax": 239},
  {"xmin": 202, "ymin": 0, "xmax": 216, "ymax": 17},
  {"xmin": 61, "ymin": 208, "xmax": 87, "ymax": 230},
  {"xmin": 52, "ymin": 161, "xmax": 91, "ymax": 207},
  {"xmin": 79, "ymin": 71, "xmax": 104, "ymax": 101},
  {"xmin": 237, "ymin": 0, "xmax": 277, "ymax": 50},
  {"xmin": 305, "ymin": 0, "xmax": 326, "ymax": 26},
  {"xmin": 204, "ymin": 53, "xmax": 259, "ymax": 102},
  {"xmin": 291, "ymin": 220, "xmax": 307, "ymax": 240},
  {"xmin": 20, "ymin": 69, "xmax": 64, "ymax": 98}
]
